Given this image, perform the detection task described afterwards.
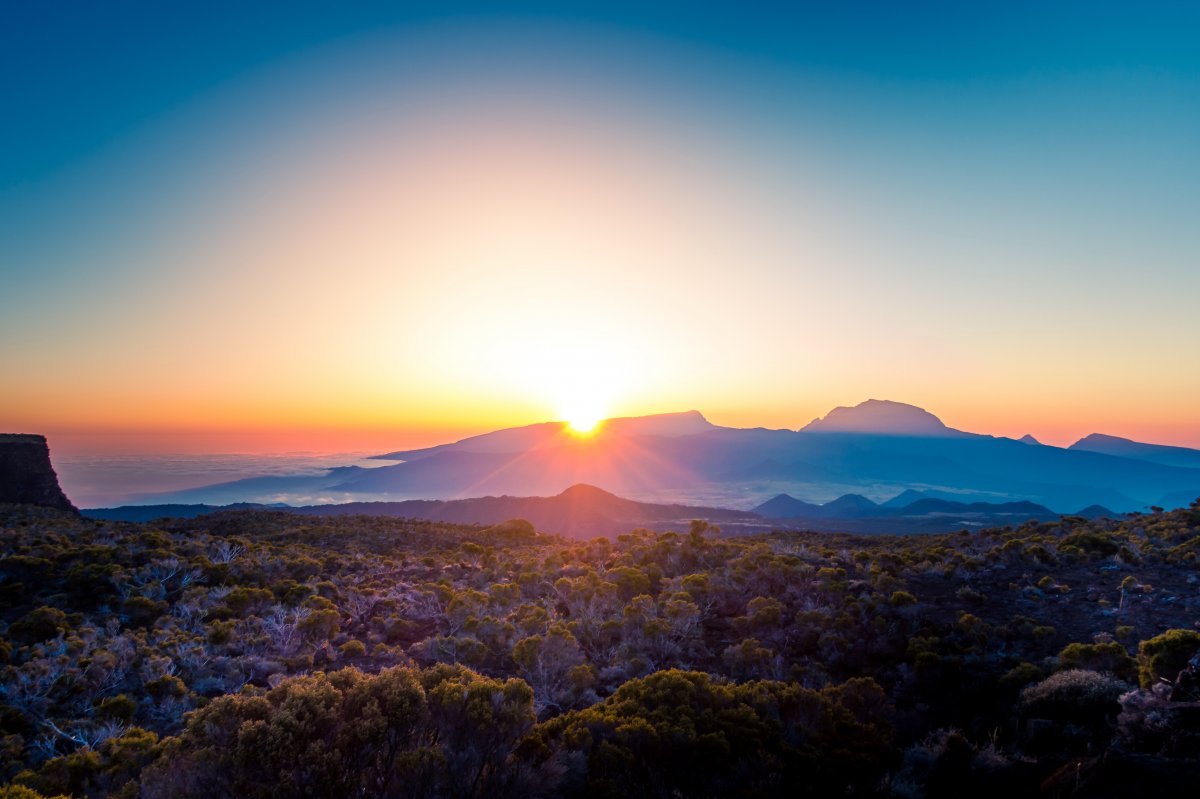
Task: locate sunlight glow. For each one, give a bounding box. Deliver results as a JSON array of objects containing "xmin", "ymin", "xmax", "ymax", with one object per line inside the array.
[
  {"xmin": 559, "ymin": 386, "xmax": 607, "ymax": 436},
  {"xmin": 564, "ymin": 411, "xmax": 603, "ymax": 435}
]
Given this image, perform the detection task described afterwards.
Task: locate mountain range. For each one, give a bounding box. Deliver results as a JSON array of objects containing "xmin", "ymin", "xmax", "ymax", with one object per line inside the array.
[
  {"xmin": 85, "ymin": 482, "xmax": 1090, "ymax": 537},
  {"xmin": 127, "ymin": 399, "xmax": 1200, "ymax": 514}
]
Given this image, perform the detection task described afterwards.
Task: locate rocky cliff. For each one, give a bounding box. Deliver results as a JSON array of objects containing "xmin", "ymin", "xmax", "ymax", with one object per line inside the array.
[{"xmin": 0, "ymin": 434, "xmax": 77, "ymax": 512}]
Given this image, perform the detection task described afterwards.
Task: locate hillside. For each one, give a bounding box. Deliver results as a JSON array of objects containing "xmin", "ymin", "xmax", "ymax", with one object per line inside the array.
[{"xmin": 2, "ymin": 501, "xmax": 1200, "ymax": 796}]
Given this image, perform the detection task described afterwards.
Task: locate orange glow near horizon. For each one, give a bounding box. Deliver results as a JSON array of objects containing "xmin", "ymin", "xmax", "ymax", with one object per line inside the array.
[
  {"xmin": 23, "ymin": 403, "xmax": 1200, "ymax": 459},
  {"xmin": 12, "ymin": 395, "xmax": 1200, "ymax": 460}
]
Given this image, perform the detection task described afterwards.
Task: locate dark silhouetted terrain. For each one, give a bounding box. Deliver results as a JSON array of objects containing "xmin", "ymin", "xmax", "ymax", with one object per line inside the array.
[
  {"xmin": 85, "ymin": 484, "xmax": 1105, "ymax": 536},
  {"xmin": 0, "ymin": 434, "xmax": 76, "ymax": 512}
]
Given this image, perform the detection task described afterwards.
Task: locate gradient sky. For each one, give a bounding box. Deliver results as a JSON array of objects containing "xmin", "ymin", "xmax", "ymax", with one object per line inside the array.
[{"xmin": 3, "ymin": 1, "xmax": 1199, "ymax": 454}]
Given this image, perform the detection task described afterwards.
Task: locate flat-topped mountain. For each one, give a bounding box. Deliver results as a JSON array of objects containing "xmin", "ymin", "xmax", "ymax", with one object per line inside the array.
[
  {"xmin": 800, "ymin": 399, "xmax": 966, "ymax": 437},
  {"xmin": 375, "ymin": 410, "xmax": 717, "ymax": 461},
  {"xmin": 0, "ymin": 434, "xmax": 77, "ymax": 512}
]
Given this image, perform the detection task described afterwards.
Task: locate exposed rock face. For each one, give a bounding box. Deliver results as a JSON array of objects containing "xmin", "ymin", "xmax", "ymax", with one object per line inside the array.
[{"xmin": 0, "ymin": 434, "xmax": 77, "ymax": 512}]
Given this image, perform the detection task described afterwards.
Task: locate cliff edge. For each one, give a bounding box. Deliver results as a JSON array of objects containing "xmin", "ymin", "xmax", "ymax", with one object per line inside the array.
[{"xmin": 0, "ymin": 434, "xmax": 77, "ymax": 512}]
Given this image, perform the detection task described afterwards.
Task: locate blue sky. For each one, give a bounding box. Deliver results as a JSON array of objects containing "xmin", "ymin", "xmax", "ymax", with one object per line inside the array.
[{"xmin": 5, "ymin": 1, "xmax": 1198, "ymax": 185}]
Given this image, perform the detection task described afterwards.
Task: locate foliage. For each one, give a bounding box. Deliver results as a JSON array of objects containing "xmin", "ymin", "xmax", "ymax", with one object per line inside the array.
[
  {"xmin": 527, "ymin": 669, "xmax": 893, "ymax": 797},
  {"xmin": 0, "ymin": 501, "xmax": 1198, "ymax": 795},
  {"xmin": 140, "ymin": 664, "xmax": 535, "ymax": 799},
  {"xmin": 1056, "ymin": 641, "xmax": 1137, "ymax": 682},
  {"xmin": 1137, "ymin": 628, "xmax": 1200, "ymax": 688}
]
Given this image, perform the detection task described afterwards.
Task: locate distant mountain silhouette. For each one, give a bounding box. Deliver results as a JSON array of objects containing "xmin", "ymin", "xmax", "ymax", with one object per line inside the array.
[
  {"xmin": 1074, "ymin": 504, "xmax": 1118, "ymax": 519},
  {"xmin": 87, "ymin": 483, "xmax": 1093, "ymax": 537},
  {"xmin": 88, "ymin": 484, "xmax": 762, "ymax": 538},
  {"xmin": 819, "ymin": 493, "xmax": 882, "ymax": 516},
  {"xmin": 295, "ymin": 483, "xmax": 760, "ymax": 538},
  {"xmin": 754, "ymin": 491, "xmax": 1057, "ymax": 523},
  {"xmin": 899, "ymin": 497, "xmax": 1055, "ymax": 517},
  {"xmin": 141, "ymin": 400, "xmax": 1200, "ymax": 514},
  {"xmin": 801, "ymin": 399, "xmax": 965, "ymax": 437},
  {"xmin": 881, "ymin": 489, "xmax": 930, "ymax": 508},
  {"xmin": 756, "ymin": 492, "xmax": 887, "ymax": 519},
  {"xmin": 374, "ymin": 410, "xmax": 717, "ymax": 461},
  {"xmin": 1069, "ymin": 433, "xmax": 1200, "ymax": 470},
  {"xmin": 601, "ymin": 410, "xmax": 718, "ymax": 438},
  {"xmin": 1018, "ymin": 434, "xmax": 1041, "ymax": 445},
  {"xmin": 753, "ymin": 494, "xmax": 821, "ymax": 517}
]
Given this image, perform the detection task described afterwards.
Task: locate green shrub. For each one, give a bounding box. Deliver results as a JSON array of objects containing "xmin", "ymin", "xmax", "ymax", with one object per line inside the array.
[
  {"xmin": 339, "ymin": 639, "xmax": 367, "ymax": 658},
  {"xmin": 1137, "ymin": 629, "xmax": 1200, "ymax": 688},
  {"xmin": 1057, "ymin": 641, "xmax": 1137, "ymax": 682}
]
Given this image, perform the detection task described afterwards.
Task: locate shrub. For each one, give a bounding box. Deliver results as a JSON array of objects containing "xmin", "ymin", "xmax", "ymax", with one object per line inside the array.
[
  {"xmin": 1020, "ymin": 670, "xmax": 1129, "ymax": 754},
  {"xmin": 0, "ymin": 786, "xmax": 69, "ymax": 799},
  {"xmin": 526, "ymin": 670, "xmax": 894, "ymax": 797},
  {"xmin": 1021, "ymin": 669, "xmax": 1129, "ymax": 718},
  {"xmin": 122, "ymin": 596, "xmax": 164, "ymax": 627},
  {"xmin": 1000, "ymin": 662, "xmax": 1043, "ymax": 690},
  {"xmin": 140, "ymin": 665, "xmax": 535, "ymax": 799},
  {"xmin": 339, "ymin": 639, "xmax": 367, "ymax": 658},
  {"xmin": 7, "ymin": 607, "xmax": 70, "ymax": 644},
  {"xmin": 1137, "ymin": 629, "xmax": 1200, "ymax": 688},
  {"xmin": 96, "ymin": 694, "xmax": 137, "ymax": 723},
  {"xmin": 1057, "ymin": 641, "xmax": 1137, "ymax": 682}
]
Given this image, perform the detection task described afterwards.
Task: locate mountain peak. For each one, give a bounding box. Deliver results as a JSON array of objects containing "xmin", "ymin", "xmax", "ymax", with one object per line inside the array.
[
  {"xmin": 752, "ymin": 493, "xmax": 821, "ymax": 518},
  {"xmin": 1070, "ymin": 432, "xmax": 1130, "ymax": 448},
  {"xmin": 557, "ymin": 483, "xmax": 622, "ymax": 501},
  {"xmin": 1068, "ymin": 432, "xmax": 1200, "ymax": 470},
  {"xmin": 822, "ymin": 493, "xmax": 880, "ymax": 513},
  {"xmin": 602, "ymin": 410, "xmax": 715, "ymax": 437},
  {"xmin": 1018, "ymin": 434, "xmax": 1041, "ymax": 445},
  {"xmin": 801, "ymin": 399, "xmax": 960, "ymax": 437}
]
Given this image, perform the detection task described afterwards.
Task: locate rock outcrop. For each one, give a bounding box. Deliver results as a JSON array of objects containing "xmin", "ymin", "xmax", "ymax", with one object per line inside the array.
[{"xmin": 0, "ymin": 434, "xmax": 77, "ymax": 512}]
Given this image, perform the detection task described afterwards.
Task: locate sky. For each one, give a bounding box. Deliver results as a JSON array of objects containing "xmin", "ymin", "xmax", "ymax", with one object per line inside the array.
[{"xmin": 2, "ymin": 1, "xmax": 1199, "ymax": 454}]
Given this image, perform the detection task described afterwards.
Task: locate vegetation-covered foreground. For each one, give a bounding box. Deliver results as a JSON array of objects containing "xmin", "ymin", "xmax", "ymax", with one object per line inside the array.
[{"xmin": 1, "ymin": 502, "xmax": 1199, "ymax": 797}]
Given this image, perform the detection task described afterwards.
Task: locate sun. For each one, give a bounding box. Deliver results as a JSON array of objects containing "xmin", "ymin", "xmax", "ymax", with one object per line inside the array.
[
  {"xmin": 560, "ymin": 397, "xmax": 606, "ymax": 436},
  {"xmin": 565, "ymin": 413, "xmax": 602, "ymax": 435},
  {"xmin": 539, "ymin": 342, "xmax": 622, "ymax": 437}
]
